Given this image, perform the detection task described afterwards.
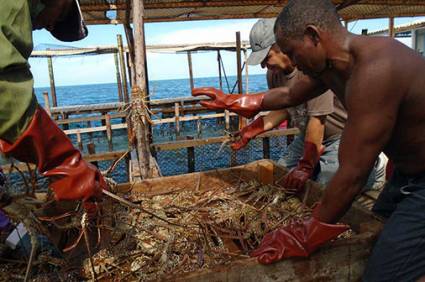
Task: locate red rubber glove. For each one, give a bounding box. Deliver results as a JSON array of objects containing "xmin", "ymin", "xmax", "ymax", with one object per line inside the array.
[
  {"xmin": 192, "ymin": 87, "xmax": 264, "ymax": 119},
  {"xmin": 231, "ymin": 117, "xmax": 265, "ymax": 150},
  {"xmin": 280, "ymin": 142, "xmax": 321, "ymax": 193},
  {"xmin": 250, "ymin": 205, "xmax": 348, "ymax": 264},
  {"xmin": 0, "ymin": 106, "xmax": 106, "ymax": 202}
]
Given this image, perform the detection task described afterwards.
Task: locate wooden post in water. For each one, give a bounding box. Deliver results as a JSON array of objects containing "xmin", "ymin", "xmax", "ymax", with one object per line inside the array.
[
  {"xmin": 47, "ymin": 56, "xmax": 58, "ymax": 107},
  {"xmin": 117, "ymin": 34, "xmax": 130, "ymax": 103},
  {"xmin": 87, "ymin": 143, "xmax": 98, "ymax": 167},
  {"xmin": 263, "ymin": 137, "xmax": 271, "ymax": 159},
  {"xmin": 42, "ymin": 92, "xmax": 51, "ymax": 117},
  {"xmin": 217, "ymin": 50, "xmax": 223, "ymax": 90},
  {"xmin": 187, "ymin": 51, "xmax": 194, "ymax": 90},
  {"xmin": 389, "ymin": 17, "xmax": 395, "ymax": 38},
  {"xmin": 132, "ymin": 0, "xmax": 157, "ymax": 178},
  {"xmin": 114, "ymin": 52, "xmax": 124, "ymax": 102},
  {"xmin": 236, "ymin": 31, "xmax": 246, "ymax": 129},
  {"xmin": 174, "ymin": 102, "xmax": 180, "ymax": 139},
  {"xmin": 76, "ymin": 131, "xmax": 83, "ymax": 151},
  {"xmin": 187, "ymin": 136, "xmax": 195, "ymax": 173},
  {"xmin": 244, "ymin": 49, "xmax": 249, "ymax": 94},
  {"xmin": 105, "ymin": 114, "xmax": 113, "ymax": 151}
]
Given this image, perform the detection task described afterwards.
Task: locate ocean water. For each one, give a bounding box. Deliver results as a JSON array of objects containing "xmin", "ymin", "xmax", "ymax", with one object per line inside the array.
[
  {"xmin": 34, "ymin": 74, "xmax": 269, "ymax": 107},
  {"xmin": 19, "ymin": 74, "xmax": 284, "ymax": 184}
]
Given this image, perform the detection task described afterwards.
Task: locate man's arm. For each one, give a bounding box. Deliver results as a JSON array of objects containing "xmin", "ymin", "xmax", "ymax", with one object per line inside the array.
[
  {"xmin": 192, "ymin": 74, "xmax": 327, "ymax": 118},
  {"xmin": 263, "ymin": 109, "xmax": 289, "ymax": 130},
  {"xmin": 304, "ymin": 116, "xmax": 326, "ymax": 151},
  {"xmin": 317, "ymin": 66, "xmax": 399, "ymax": 223},
  {"xmin": 262, "ymin": 74, "xmax": 327, "ymax": 110}
]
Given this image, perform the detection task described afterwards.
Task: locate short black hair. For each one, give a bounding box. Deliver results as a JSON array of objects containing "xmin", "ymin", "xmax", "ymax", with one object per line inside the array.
[{"xmin": 275, "ymin": 0, "xmax": 341, "ymax": 40}]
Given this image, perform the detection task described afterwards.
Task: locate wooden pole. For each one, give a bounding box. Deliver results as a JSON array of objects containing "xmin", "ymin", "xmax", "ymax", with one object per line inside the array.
[
  {"xmin": 125, "ymin": 51, "xmax": 133, "ymax": 87},
  {"xmin": 174, "ymin": 102, "xmax": 180, "ymax": 139},
  {"xmin": 263, "ymin": 137, "xmax": 270, "ymax": 159},
  {"xmin": 236, "ymin": 32, "xmax": 243, "ymax": 95},
  {"xmin": 47, "ymin": 56, "xmax": 58, "ymax": 107},
  {"xmin": 132, "ymin": 0, "xmax": 155, "ymax": 179},
  {"xmin": 187, "ymin": 51, "xmax": 194, "ymax": 90},
  {"xmin": 117, "ymin": 34, "xmax": 130, "ymax": 103},
  {"xmin": 389, "ymin": 17, "xmax": 395, "ymax": 38},
  {"xmin": 244, "ymin": 49, "xmax": 249, "ymax": 94},
  {"xmin": 217, "ymin": 50, "xmax": 223, "ymax": 90},
  {"xmin": 76, "ymin": 131, "xmax": 83, "ymax": 151},
  {"xmin": 42, "ymin": 92, "xmax": 51, "ymax": 116},
  {"xmin": 114, "ymin": 52, "xmax": 124, "ymax": 102},
  {"xmin": 236, "ymin": 31, "xmax": 246, "ymax": 129},
  {"xmin": 105, "ymin": 114, "xmax": 113, "ymax": 151}
]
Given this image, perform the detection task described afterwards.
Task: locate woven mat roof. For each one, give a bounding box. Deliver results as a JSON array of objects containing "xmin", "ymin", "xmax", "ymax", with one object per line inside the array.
[{"xmin": 79, "ymin": 1, "xmax": 425, "ymax": 25}]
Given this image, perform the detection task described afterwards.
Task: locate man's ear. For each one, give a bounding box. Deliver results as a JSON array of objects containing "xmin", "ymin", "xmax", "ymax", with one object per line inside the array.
[{"xmin": 304, "ymin": 25, "xmax": 321, "ymax": 46}]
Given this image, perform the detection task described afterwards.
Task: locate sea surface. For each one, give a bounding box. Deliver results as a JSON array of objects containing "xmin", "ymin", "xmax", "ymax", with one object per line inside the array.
[{"xmin": 6, "ymin": 74, "xmax": 285, "ymax": 187}]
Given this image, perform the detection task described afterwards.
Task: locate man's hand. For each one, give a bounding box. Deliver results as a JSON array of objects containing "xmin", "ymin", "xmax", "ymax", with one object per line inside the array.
[
  {"xmin": 250, "ymin": 205, "xmax": 348, "ymax": 264},
  {"xmin": 231, "ymin": 117, "xmax": 265, "ymax": 150},
  {"xmin": 280, "ymin": 142, "xmax": 322, "ymax": 193},
  {"xmin": 192, "ymin": 87, "xmax": 264, "ymax": 119}
]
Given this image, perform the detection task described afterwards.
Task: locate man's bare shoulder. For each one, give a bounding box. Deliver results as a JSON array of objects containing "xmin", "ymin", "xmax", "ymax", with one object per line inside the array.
[{"xmin": 351, "ymin": 35, "xmax": 423, "ymax": 69}]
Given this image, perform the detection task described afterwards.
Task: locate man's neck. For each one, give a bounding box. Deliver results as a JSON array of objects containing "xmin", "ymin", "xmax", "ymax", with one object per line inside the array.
[{"xmin": 323, "ymin": 31, "xmax": 354, "ymax": 79}]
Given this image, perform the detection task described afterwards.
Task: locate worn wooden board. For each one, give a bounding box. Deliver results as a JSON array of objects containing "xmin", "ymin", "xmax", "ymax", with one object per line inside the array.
[{"xmin": 118, "ymin": 159, "xmax": 382, "ymax": 282}]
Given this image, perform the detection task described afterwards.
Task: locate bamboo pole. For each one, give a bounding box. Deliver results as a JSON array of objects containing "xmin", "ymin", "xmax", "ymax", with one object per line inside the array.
[
  {"xmin": 132, "ymin": 0, "xmax": 155, "ymax": 179},
  {"xmin": 117, "ymin": 34, "xmax": 130, "ymax": 103},
  {"xmin": 187, "ymin": 51, "xmax": 194, "ymax": 90},
  {"xmin": 47, "ymin": 56, "xmax": 58, "ymax": 107},
  {"xmin": 114, "ymin": 52, "xmax": 124, "ymax": 102}
]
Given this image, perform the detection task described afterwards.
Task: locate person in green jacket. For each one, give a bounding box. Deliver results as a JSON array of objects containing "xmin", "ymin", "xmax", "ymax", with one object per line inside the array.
[{"xmin": 0, "ymin": 0, "xmax": 106, "ymax": 208}]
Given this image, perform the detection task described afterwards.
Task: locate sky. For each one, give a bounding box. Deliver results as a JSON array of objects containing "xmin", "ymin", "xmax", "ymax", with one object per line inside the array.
[{"xmin": 30, "ymin": 16, "xmax": 425, "ymax": 87}]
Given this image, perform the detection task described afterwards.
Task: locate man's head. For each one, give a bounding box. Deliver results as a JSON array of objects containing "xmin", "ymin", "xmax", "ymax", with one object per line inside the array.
[
  {"xmin": 32, "ymin": 0, "xmax": 88, "ymax": 42},
  {"xmin": 274, "ymin": 0, "xmax": 343, "ymax": 77},
  {"xmin": 247, "ymin": 18, "xmax": 294, "ymax": 74}
]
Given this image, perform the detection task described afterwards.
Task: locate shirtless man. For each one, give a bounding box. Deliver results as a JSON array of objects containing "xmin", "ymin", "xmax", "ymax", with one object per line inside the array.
[
  {"xmin": 192, "ymin": 0, "xmax": 425, "ymax": 280},
  {"xmin": 236, "ymin": 18, "xmax": 385, "ymax": 192}
]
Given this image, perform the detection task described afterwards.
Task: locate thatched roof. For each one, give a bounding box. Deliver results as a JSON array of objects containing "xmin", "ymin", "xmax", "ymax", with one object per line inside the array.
[{"xmin": 79, "ymin": 0, "xmax": 425, "ymax": 25}]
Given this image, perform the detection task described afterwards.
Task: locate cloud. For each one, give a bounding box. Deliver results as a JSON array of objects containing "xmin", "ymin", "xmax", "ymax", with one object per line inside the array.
[{"xmin": 148, "ymin": 21, "xmax": 256, "ymax": 45}]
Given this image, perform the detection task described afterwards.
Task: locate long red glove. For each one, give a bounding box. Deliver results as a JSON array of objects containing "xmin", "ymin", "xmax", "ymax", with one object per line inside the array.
[
  {"xmin": 192, "ymin": 87, "xmax": 264, "ymax": 119},
  {"xmin": 0, "ymin": 106, "xmax": 105, "ymax": 202},
  {"xmin": 231, "ymin": 117, "xmax": 265, "ymax": 150},
  {"xmin": 280, "ymin": 142, "xmax": 321, "ymax": 193},
  {"xmin": 250, "ymin": 205, "xmax": 348, "ymax": 264}
]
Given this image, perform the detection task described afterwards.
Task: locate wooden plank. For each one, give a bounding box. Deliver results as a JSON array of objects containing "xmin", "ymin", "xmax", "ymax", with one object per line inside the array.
[
  {"xmin": 64, "ymin": 123, "xmax": 127, "ymax": 135},
  {"xmin": 152, "ymin": 128, "xmax": 299, "ymax": 151},
  {"xmin": 56, "ymin": 113, "xmax": 126, "ymax": 125}
]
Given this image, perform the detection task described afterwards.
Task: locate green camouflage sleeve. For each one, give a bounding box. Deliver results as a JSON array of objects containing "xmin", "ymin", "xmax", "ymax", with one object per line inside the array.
[{"xmin": 0, "ymin": 0, "xmax": 38, "ymax": 142}]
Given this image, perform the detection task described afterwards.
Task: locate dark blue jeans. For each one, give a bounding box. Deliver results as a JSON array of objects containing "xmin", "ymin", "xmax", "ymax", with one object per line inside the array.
[{"xmin": 363, "ymin": 169, "xmax": 425, "ymax": 281}]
